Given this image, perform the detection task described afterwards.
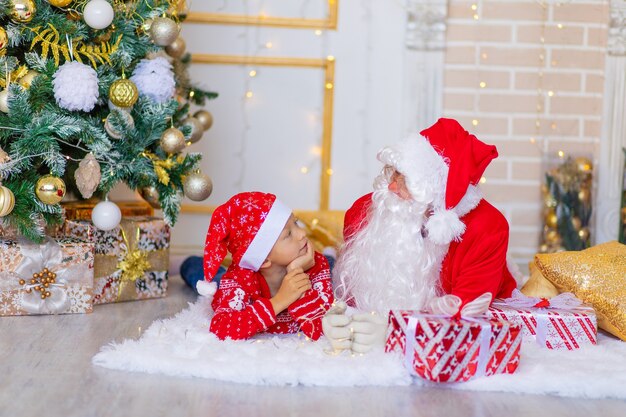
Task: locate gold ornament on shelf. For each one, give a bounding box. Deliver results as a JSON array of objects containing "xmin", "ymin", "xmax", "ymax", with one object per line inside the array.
[
  {"xmin": 10, "ymin": 0, "xmax": 36, "ymax": 23},
  {"xmin": 0, "ymin": 184, "xmax": 15, "ymax": 217},
  {"xmin": 47, "ymin": 0, "xmax": 73, "ymax": 7},
  {"xmin": 578, "ymin": 227, "xmax": 590, "ymax": 241},
  {"xmin": 109, "ymin": 77, "xmax": 139, "ymax": 108},
  {"xmin": 183, "ymin": 117, "xmax": 204, "ymax": 143},
  {"xmin": 75, "ymin": 153, "xmax": 101, "ymax": 199},
  {"xmin": 18, "ymin": 70, "xmax": 40, "ymax": 89},
  {"xmin": 571, "ymin": 216, "xmax": 582, "ymax": 231},
  {"xmin": 139, "ymin": 186, "xmax": 161, "ymax": 209},
  {"xmin": 193, "ymin": 110, "xmax": 213, "ymax": 131},
  {"xmin": 149, "ymin": 17, "xmax": 179, "ymax": 46},
  {"xmin": 578, "ymin": 188, "xmax": 590, "ymax": 203},
  {"xmin": 35, "ymin": 175, "xmax": 66, "ymax": 205},
  {"xmin": 0, "ymin": 27, "xmax": 7, "ymax": 56},
  {"xmin": 160, "ymin": 127, "xmax": 186, "ymax": 154},
  {"xmin": 575, "ymin": 157, "xmax": 593, "ymax": 173},
  {"xmin": 183, "ymin": 171, "xmax": 213, "ymax": 201},
  {"xmin": 165, "ymin": 36, "xmax": 186, "ymax": 59}
]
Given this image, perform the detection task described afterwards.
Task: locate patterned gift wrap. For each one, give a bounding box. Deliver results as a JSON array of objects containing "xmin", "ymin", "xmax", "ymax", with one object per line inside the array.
[
  {"xmin": 487, "ymin": 291, "xmax": 597, "ymax": 350},
  {"xmin": 0, "ymin": 237, "xmax": 95, "ymax": 315},
  {"xmin": 62, "ymin": 217, "xmax": 170, "ymax": 304},
  {"xmin": 61, "ymin": 200, "xmax": 153, "ymax": 221},
  {"xmin": 385, "ymin": 311, "xmax": 522, "ymax": 383}
]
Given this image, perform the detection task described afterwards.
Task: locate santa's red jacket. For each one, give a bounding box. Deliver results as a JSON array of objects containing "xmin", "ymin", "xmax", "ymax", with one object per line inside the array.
[
  {"xmin": 344, "ymin": 193, "xmax": 517, "ymax": 306},
  {"xmin": 210, "ymin": 252, "xmax": 333, "ymax": 340}
]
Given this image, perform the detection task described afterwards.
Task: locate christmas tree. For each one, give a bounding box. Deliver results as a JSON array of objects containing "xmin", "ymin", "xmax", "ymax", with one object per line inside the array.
[{"xmin": 0, "ymin": 0, "xmax": 216, "ymax": 242}]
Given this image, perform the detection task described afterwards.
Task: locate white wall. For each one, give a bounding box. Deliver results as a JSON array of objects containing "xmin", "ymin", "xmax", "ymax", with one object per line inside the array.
[{"xmin": 172, "ymin": 0, "xmax": 408, "ymax": 254}]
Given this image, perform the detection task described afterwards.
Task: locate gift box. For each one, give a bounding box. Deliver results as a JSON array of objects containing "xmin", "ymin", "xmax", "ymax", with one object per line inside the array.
[
  {"xmin": 62, "ymin": 200, "xmax": 154, "ymax": 221},
  {"xmin": 487, "ymin": 290, "xmax": 597, "ymax": 350},
  {"xmin": 0, "ymin": 236, "xmax": 95, "ymax": 315},
  {"xmin": 62, "ymin": 217, "xmax": 170, "ymax": 304},
  {"xmin": 385, "ymin": 311, "xmax": 522, "ymax": 383}
]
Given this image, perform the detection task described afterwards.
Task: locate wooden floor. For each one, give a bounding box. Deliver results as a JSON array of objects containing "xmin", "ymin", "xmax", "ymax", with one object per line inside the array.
[{"xmin": 2, "ymin": 276, "xmax": 625, "ymax": 417}]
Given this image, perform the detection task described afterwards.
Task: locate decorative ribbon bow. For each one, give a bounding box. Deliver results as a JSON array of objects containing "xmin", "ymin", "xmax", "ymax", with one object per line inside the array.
[
  {"xmin": 405, "ymin": 292, "xmax": 495, "ymax": 380},
  {"xmin": 496, "ymin": 289, "xmax": 584, "ymax": 310}
]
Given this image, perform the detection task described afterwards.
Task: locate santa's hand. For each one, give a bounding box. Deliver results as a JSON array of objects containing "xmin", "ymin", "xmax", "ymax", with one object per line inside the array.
[
  {"xmin": 350, "ymin": 312, "xmax": 388, "ymax": 354},
  {"xmin": 322, "ymin": 301, "xmax": 352, "ymax": 352}
]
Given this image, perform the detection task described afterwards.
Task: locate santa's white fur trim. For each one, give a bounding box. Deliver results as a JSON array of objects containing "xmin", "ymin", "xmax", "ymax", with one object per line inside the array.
[
  {"xmin": 425, "ymin": 209, "xmax": 466, "ymax": 245},
  {"xmin": 196, "ymin": 280, "xmax": 217, "ymax": 296}
]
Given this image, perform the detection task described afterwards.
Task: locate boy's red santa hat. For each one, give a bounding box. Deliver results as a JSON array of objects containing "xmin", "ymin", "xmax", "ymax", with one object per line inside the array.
[
  {"xmin": 377, "ymin": 118, "xmax": 497, "ymax": 245},
  {"xmin": 197, "ymin": 191, "xmax": 291, "ymax": 296}
]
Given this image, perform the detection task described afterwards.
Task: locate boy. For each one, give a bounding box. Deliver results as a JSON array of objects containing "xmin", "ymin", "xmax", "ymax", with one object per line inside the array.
[{"xmin": 198, "ymin": 191, "xmax": 334, "ymax": 341}]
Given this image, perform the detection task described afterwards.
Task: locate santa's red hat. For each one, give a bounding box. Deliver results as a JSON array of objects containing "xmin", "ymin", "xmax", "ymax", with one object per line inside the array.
[
  {"xmin": 198, "ymin": 192, "xmax": 291, "ymax": 295},
  {"xmin": 377, "ymin": 118, "xmax": 497, "ymax": 245}
]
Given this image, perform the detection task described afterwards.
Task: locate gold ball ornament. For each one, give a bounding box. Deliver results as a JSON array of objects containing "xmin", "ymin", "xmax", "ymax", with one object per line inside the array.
[
  {"xmin": 0, "ymin": 185, "xmax": 15, "ymax": 217},
  {"xmin": 160, "ymin": 127, "xmax": 186, "ymax": 154},
  {"xmin": 0, "ymin": 89, "xmax": 9, "ymax": 113},
  {"xmin": 193, "ymin": 110, "xmax": 214, "ymax": 131},
  {"xmin": 165, "ymin": 36, "xmax": 186, "ymax": 59},
  {"xmin": 10, "ymin": 0, "xmax": 36, "ymax": 23},
  {"xmin": 571, "ymin": 216, "xmax": 582, "ymax": 231},
  {"xmin": 19, "ymin": 70, "xmax": 40, "ymax": 89},
  {"xmin": 546, "ymin": 209, "xmax": 558, "ymax": 229},
  {"xmin": 578, "ymin": 227, "xmax": 590, "ymax": 241},
  {"xmin": 183, "ymin": 171, "xmax": 213, "ymax": 201},
  {"xmin": 109, "ymin": 78, "xmax": 139, "ymax": 108},
  {"xmin": 183, "ymin": 117, "xmax": 204, "ymax": 143},
  {"xmin": 47, "ymin": 0, "xmax": 73, "ymax": 7},
  {"xmin": 35, "ymin": 175, "xmax": 66, "ymax": 205},
  {"xmin": 545, "ymin": 229, "xmax": 560, "ymax": 244},
  {"xmin": 578, "ymin": 188, "xmax": 590, "ymax": 203},
  {"xmin": 0, "ymin": 27, "xmax": 7, "ymax": 53},
  {"xmin": 575, "ymin": 157, "xmax": 593, "ymax": 173},
  {"xmin": 139, "ymin": 186, "xmax": 161, "ymax": 209},
  {"xmin": 149, "ymin": 17, "xmax": 180, "ymax": 46}
]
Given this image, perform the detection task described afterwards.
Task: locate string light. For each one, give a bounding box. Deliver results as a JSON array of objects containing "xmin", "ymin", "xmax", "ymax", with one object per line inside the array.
[
  {"xmin": 300, "ymin": 166, "xmax": 309, "ymax": 174},
  {"xmin": 472, "ymin": 119, "xmax": 479, "ymax": 126},
  {"xmin": 265, "ymin": 41, "xmax": 273, "ymax": 49},
  {"xmin": 479, "ymin": 81, "xmax": 486, "ymax": 88},
  {"xmin": 314, "ymin": 30, "xmax": 322, "ymax": 36},
  {"xmin": 245, "ymin": 91, "xmax": 253, "ymax": 98},
  {"xmin": 480, "ymin": 176, "xmax": 487, "ymax": 184},
  {"xmin": 325, "ymin": 82, "xmax": 333, "ymax": 89},
  {"xmin": 248, "ymin": 70, "xmax": 257, "ymax": 77}
]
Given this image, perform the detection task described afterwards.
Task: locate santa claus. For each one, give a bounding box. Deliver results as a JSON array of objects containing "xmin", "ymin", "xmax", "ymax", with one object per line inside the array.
[{"xmin": 323, "ymin": 118, "xmax": 520, "ymax": 353}]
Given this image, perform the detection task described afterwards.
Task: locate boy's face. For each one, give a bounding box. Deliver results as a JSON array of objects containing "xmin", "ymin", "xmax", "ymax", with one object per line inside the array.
[{"xmin": 266, "ymin": 215, "xmax": 309, "ymax": 267}]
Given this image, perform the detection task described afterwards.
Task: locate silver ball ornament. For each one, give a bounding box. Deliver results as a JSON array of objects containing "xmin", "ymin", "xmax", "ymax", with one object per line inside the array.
[
  {"xmin": 149, "ymin": 17, "xmax": 180, "ymax": 46},
  {"xmin": 104, "ymin": 111, "xmax": 135, "ymax": 139},
  {"xmin": 184, "ymin": 171, "xmax": 213, "ymax": 201},
  {"xmin": 183, "ymin": 117, "xmax": 204, "ymax": 143},
  {"xmin": 160, "ymin": 127, "xmax": 186, "ymax": 154},
  {"xmin": 193, "ymin": 110, "xmax": 213, "ymax": 131}
]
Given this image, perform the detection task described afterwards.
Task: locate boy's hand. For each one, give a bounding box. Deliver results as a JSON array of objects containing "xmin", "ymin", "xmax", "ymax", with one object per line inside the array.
[
  {"xmin": 286, "ymin": 239, "xmax": 315, "ymax": 272},
  {"xmin": 270, "ymin": 268, "xmax": 311, "ymax": 314}
]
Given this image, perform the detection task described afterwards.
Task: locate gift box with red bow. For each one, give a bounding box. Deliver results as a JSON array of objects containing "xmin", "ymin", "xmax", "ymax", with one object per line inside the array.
[
  {"xmin": 385, "ymin": 310, "xmax": 522, "ymax": 383},
  {"xmin": 487, "ymin": 289, "xmax": 597, "ymax": 350}
]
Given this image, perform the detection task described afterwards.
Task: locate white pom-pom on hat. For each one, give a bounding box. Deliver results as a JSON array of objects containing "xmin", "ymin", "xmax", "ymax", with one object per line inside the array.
[
  {"xmin": 425, "ymin": 209, "xmax": 466, "ymax": 245},
  {"xmin": 196, "ymin": 280, "xmax": 217, "ymax": 297}
]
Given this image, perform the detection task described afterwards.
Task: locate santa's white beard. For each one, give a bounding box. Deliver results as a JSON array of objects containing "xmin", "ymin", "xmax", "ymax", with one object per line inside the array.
[{"xmin": 333, "ymin": 187, "xmax": 449, "ymax": 313}]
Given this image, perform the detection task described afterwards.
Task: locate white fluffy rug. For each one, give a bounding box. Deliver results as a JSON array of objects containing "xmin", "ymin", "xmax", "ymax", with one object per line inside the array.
[{"xmin": 93, "ymin": 297, "xmax": 626, "ymax": 399}]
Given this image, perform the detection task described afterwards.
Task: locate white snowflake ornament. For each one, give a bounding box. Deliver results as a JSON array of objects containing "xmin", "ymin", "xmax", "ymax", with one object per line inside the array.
[
  {"xmin": 53, "ymin": 61, "xmax": 100, "ymax": 112},
  {"xmin": 129, "ymin": 57, "xmax": 175, "ymax": 104}
]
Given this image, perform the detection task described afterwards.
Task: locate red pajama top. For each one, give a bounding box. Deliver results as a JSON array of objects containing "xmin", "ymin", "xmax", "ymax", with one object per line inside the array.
[{"xmin": 209, "ymin": 252, "xmax": 333, "ymax": 340}]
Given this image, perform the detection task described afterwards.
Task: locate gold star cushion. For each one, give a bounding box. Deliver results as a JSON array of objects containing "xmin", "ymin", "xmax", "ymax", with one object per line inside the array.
[
  {"xmin": 521, "ymin": 261, "xmax": 560, "ymax": 299},
  {"xmin": 535, "ymin": 241, "xmax": 626, "ymax": 341}
]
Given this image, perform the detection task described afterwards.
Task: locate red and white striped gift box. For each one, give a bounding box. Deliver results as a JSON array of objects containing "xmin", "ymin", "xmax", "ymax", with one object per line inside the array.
[
  {"xmin": 487, "ymin": 290, "xmax": 597, "ymax": 350},
  {"xmin": 385, "ymin": 310, "xmax": 522, "ymax": 383}
]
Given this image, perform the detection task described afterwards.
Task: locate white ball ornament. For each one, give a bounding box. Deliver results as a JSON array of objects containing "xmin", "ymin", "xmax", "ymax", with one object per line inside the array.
[
  {"xmin": 52, "ymin": 61, "xmax": 99, "ymax": 112},
  {"xmin": 83, "ymin": 0, "xmax": 115, "ymax": 30},
  {"xmin": 91, "ymin": 200, "xmax": 122, "ymax": 231},
  {"xmin": 0, "ymin": 90, "xmax": 9, "ymax": 113}
]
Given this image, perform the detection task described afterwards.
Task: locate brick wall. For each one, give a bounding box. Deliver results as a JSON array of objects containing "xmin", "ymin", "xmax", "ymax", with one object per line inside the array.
[{"xmin": 442, "ymin": 0, "xmax": 609, "ymax": 267}]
